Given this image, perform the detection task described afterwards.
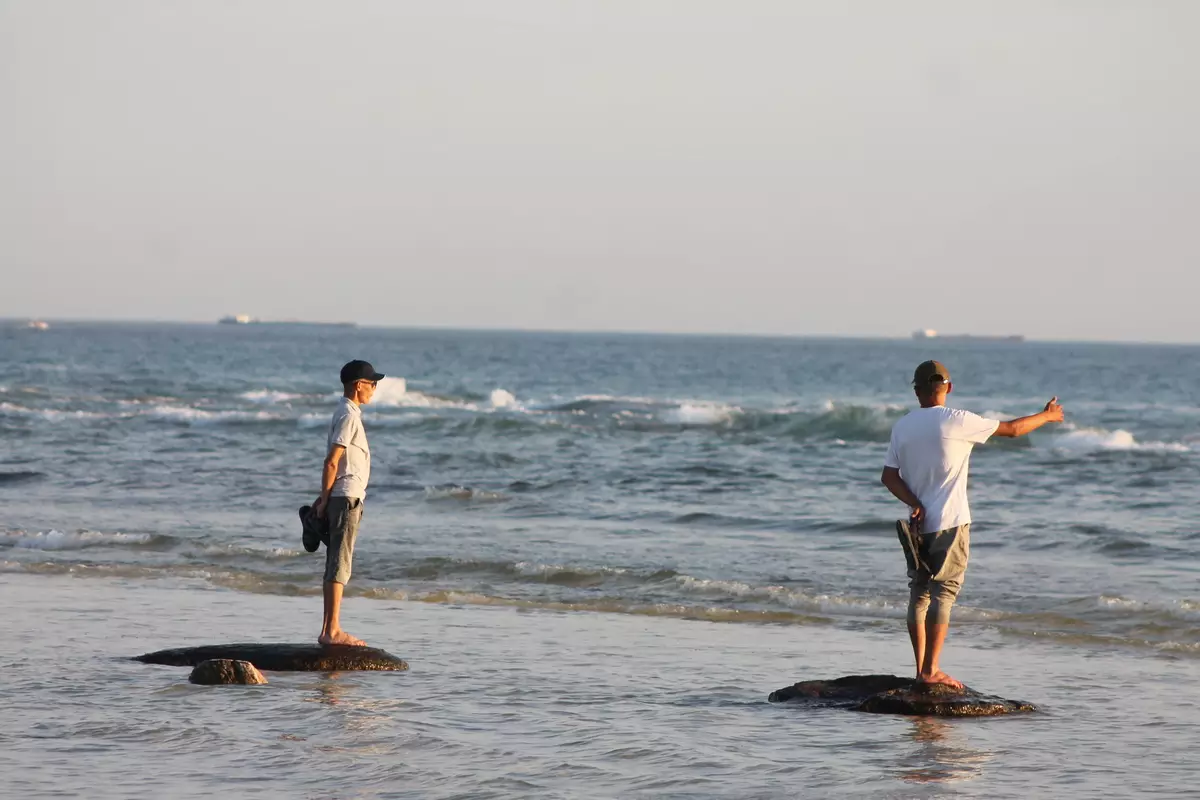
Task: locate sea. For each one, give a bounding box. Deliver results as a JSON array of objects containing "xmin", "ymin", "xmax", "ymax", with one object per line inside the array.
[{"xmin": 1, "ymin": 322, "xmax": 1197, "ymax": 799}]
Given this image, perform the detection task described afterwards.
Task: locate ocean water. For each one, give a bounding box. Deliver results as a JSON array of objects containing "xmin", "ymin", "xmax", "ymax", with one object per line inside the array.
[{"xmin": 1, "ymin": 322, "xmax": 1198, "ymax": 798}]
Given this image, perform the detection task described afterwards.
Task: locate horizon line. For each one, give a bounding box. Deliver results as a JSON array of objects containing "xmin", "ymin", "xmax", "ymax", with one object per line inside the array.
[{"xmin": 3, "ymin": 315, "xmax": 1198, "ymax": 347}]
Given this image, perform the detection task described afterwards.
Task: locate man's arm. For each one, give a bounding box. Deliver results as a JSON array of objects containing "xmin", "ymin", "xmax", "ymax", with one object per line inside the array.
[
  {"xmin": 881, "ymin": 467, "xmax": 925, "ymax": 530},
  {"xmin": 992, "ymin": 397, "xmax": 1065, "ymax": 438},
  {"xmin": 313, "ymin": 444, "xmax": 346, "ymax": 516}
]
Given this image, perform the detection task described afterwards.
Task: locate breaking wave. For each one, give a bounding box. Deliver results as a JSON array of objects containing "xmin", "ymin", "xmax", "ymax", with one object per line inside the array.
[{"xmin": 1049, "ymin": 426, "xmax": 1190, "ymax": 454}]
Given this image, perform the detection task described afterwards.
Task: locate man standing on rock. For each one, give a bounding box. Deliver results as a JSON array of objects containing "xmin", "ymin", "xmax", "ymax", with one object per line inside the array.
[
  {"xmin": 881, "ymin": 360, "xmax": 1063, "ymax": 688},
  {"xmin": 310, "ymin": 359, "xmax": 383, "ymax": 647}
]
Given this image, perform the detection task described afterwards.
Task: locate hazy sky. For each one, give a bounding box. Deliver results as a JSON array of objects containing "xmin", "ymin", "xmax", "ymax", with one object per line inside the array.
[{"xmin": 2, "ymin": 2, "xmax": 1196, "ymax": 341}]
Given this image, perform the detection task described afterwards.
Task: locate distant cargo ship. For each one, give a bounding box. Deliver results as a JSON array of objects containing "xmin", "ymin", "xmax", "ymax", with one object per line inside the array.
[
  {"xmin": 912, "ymin": 329, "xmax": 1024, "ymax": 343},
  {"xmin": 219, "ymin": 315, "xmax": 355, "ymax": 328}
]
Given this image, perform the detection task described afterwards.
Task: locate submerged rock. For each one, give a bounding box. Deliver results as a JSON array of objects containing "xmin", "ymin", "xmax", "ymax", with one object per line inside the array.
[
  {"xmin": 768, "ymin": 674, "xmax": 1035, "ymax": 717},
  {"xmin": 189, "ymin": 659, "xmax": 268, "ymax": 685},
  {"xmin": 135, "ymin": 643, "xmax": 408, "ymax": 672}
]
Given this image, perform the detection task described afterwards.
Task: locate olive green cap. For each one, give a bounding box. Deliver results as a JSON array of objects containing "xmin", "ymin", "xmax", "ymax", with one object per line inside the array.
[{"xmin": 912, "ymin": 360, "xmax": 950, "ymax": 387}]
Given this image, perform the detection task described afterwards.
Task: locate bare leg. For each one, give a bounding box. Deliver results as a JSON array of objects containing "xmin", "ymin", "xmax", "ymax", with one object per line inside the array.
[
  {"xmin": 907, "ymin": 619, "xmax": 925, "ymax": 678},
  {"xmin": 917, "ymin": 622, "xmax": 962, "ymax": 689},
  {"xmin": 318, "ymin": 581, "xmax": 367, "ymax": 647}
]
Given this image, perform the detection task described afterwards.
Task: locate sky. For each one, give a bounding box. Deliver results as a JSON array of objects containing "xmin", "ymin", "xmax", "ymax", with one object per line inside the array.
[{"xmin": 1, "ymin": 1, "xmax": 1197, "ymax": 342}]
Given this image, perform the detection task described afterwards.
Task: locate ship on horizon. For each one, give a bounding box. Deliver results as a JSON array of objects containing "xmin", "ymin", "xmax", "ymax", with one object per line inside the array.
[
  {"xmin": 912, "ymin": 329, "xmax": 1024, "ymax": 343},
  {"xmin": 219, "ymin": 315, "xmax": 355, "ymax": 328}
]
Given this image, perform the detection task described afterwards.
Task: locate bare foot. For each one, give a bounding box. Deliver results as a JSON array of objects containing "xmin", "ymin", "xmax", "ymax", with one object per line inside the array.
[
  {"xmin": 918, "ymin": 671, "xmax": 964, "ymax": 690},
  {"xmin": 318, "ymin": 630, "xmax": 367, "ymax": 647}
]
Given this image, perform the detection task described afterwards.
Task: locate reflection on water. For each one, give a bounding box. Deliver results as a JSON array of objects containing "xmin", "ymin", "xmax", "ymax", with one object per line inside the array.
[
  {"xmin": 308, "ymin": 671, "xmax": 353, "ymax": 707},
  {"xmin": 302, "ymin": 673, "xmax": 409, "ymax": 740},
  {"xmin": 895, "ymin": 717, "xmax": 994, "ymax": 785}
]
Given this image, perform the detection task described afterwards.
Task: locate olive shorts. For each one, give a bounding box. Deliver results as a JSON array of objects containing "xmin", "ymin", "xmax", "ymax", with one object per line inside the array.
[
  {"xmin": 899, "ymin": 522, "xmax": 970, "ymax": 626},
  {"xmin": 324, "ymin": 496, "xmax": 363, "ymax": 585}
]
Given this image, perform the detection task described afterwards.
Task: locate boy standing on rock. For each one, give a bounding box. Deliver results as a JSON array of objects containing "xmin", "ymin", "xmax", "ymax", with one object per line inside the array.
[
  {"xmin": 881, "ymin": 360, "xmax": 1063, "ymax": 688},
  {"xmin": 307, "ymin": 359, "xmax": 384, "ymax": 647}
]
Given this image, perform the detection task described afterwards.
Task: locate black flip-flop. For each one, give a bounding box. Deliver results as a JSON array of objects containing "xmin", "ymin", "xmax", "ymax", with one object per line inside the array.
[{"xmin": 299, "ymin": 505, "xmax": 329, "ymax": 553}]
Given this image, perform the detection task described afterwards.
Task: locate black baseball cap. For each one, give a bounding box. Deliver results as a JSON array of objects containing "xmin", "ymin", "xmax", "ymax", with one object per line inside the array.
[
  {"xmin": 340, "ymin": 360, "xmax": 385, "ymax": 384},
  {"xmin": 912, "ymin": 360, "xmax": 950, "ymax": 387}
]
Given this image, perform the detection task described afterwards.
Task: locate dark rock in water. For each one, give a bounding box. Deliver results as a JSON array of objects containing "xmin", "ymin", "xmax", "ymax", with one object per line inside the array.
[
  {"xmin": 189, "ymin": 659, "xmax": 268, "ymax": 685},
  {"xmin": 769, "ymin": 674, "xmax": 1035, "ymax": 717},
  {"xmin": 135, "ymin": 643, "xmax": 408, "ymax": 672},
  {"xmin": 768, "ymin": 674, "xmax": 913, "ymax": 706}
]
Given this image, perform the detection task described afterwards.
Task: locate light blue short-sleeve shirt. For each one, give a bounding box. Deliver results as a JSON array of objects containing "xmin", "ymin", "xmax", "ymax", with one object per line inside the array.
[{"xmin": 328, "ymin": 397, "xmax": 370, "ymax": 499}]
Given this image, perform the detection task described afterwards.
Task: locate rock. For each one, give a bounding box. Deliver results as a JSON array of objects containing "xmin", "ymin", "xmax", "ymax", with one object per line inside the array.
[
  {"xmin": 768, "ymin": 674, "xmax": 1035, "ymax": 717},
  {"xmin": 189, "ymin": 659, "xmax": 268, "ymax": 685},
  {"xmin": 135, "ymin": 643, "xmax": 408, "ymax": 672}
]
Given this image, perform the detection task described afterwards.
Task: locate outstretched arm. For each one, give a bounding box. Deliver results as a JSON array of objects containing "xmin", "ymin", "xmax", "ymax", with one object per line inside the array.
[
  {"xmin": 992, "ymin": 397, "xmax": 1065, "ymax": 438},
  {"xmin": 881, "ymin": 467, "xmax": 925, "ymax": 530}
]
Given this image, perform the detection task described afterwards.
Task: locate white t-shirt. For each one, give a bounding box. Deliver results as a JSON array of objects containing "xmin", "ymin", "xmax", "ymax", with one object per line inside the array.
[
  {"xmin": 884, "ymin": 406, "xmax": 999, "ymax": 532},
  {"xmin": 328, "ymin": 397, "xmax": 371, "ymax": 499}
]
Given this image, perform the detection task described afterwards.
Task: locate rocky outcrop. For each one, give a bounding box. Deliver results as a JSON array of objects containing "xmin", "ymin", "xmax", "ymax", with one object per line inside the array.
[
  {"xmin": 136, "ymin": 643, "xmax": 408, "ymax": 672},
  {"xmin": 189, "ymin": 659, "xmax": 268, "ymax": 685},
  {"xmin": 769, "ymin": 674, "xmax": 1035, "ymax": 717}
]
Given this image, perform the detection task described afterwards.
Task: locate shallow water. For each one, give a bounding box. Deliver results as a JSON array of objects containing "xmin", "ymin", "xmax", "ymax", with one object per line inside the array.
[
  {"xmin": 2, "ymin": 574, "xmax": 1197, "ymax": 799},
  {"xmin": 2, "ymin": 323, "xmax": 1199, "ymax": 796}
]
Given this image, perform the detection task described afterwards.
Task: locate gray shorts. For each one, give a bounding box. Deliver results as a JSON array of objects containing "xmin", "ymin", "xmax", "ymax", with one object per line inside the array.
[
  {"xmin": 324, "ymin": 496, "xmax": 363, "ymax": 585},
  {"xmin": 903, "ymin": 523, "xmax": 970, "ymax": 625}
]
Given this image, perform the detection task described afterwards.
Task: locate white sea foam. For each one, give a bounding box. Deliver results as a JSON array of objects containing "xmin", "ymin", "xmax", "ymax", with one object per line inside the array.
[
  {"xmin": 2, "ymin": 530, "xmax": 155, "ymax": 550},
  {"xmin": 367, "ymin": 376, "xmax": 409, "ymax": 405},
  {"xmin": 0, "ymin": 403, "xmax": 107, "ymax": 421},
  {"xmin": 663, "ymin": 403, "xmax": 740, "ymax": 426},
  {"xmin": 145, "ymin": 406, "xmax": 280, "ymax": 425},
  {"xmin": 1051, "ymin": 427, "xmax": 1189, "ymax": 454},
  {"xmin": 424, "ymin": 485, "xmax": 508, "ymax": 502},
  {"xmin": 670, "ymin": 575, "xmax": 905, "ymax": 616},
  {"xmin": 369, "ymin": 377, "xmax": 478, "ymax": 410},
  {"xmin": 512, "ymin": 561, "xmax": 629, "ymax": 577},
  {"xmin": 489, "ymin": 389, "xmax": 518, "ymax": 409},
  {"xmin": 368, "ymin": 377, "xmax": 519, "ymax": 413},
  {"xmin": 199, "ymin": 543, "xmax": 302, "ymax": 559},
  {"xmin": 240, "ymin": 389, "xmax": 301, "ymax": 404}
]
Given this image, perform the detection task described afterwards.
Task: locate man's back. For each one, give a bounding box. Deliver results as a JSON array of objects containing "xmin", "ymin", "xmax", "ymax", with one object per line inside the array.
[{"xmin": 885, "ymin": 407, "xmax": 999, "ymax": 532}]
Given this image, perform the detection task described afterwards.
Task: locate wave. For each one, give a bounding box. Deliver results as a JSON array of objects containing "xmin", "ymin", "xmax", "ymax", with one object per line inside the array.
[
  {"xmin": 0, "ymin": 529, "xmax": 169, "ymax": 551},
  {"xmin": 423, "ymin": 484, "xmax": 509, "ymax": 502},
  {"xmin": 0, "ymin": 470, "xmax": 45, "ymax": 485},
  {"xmin": 670, "ymin": 512, "xmax": 776, "ymax": 529},
  {"xmin": 367, "ymin": 556, "xmax": 916, "ymax": 620},
  {"xmin": 1049, "ymin": 426, "xmax": 1190, "ymax": 454},
  {"xmin": 239, "ymin": 389, "xmax": 303, "ymax": 404},
  {"xmin": 733, "ymin": 402, "xmax": 906, "ymax": 442},
  {"xmin": 537, "ymin": 395, "xmax": 903, "ymax": 439},
  {"xmin": 192, "ymin": 543, "xmax": 305, "ymax": 560},
  {"xmin": 4, "ymin": 554, "xmax": 1196, "ymax": 655},
  {"xmin": 368, "ymin": 377, "xmax": 520, "ymax": 412},
  {"xmin": 13, "ymin": 380, "xmax": 1193, "ymax": 452},
  {"xmin": 145, "ymin": 406, "xmax": 283, "ymax": 425},
  {"xmin": 0, "ymin": 402, "xmax": 108, "ymax": 422},
  {"xmin": 356, "ymin": 587, "xmax": 832, "ymax": 626}
]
